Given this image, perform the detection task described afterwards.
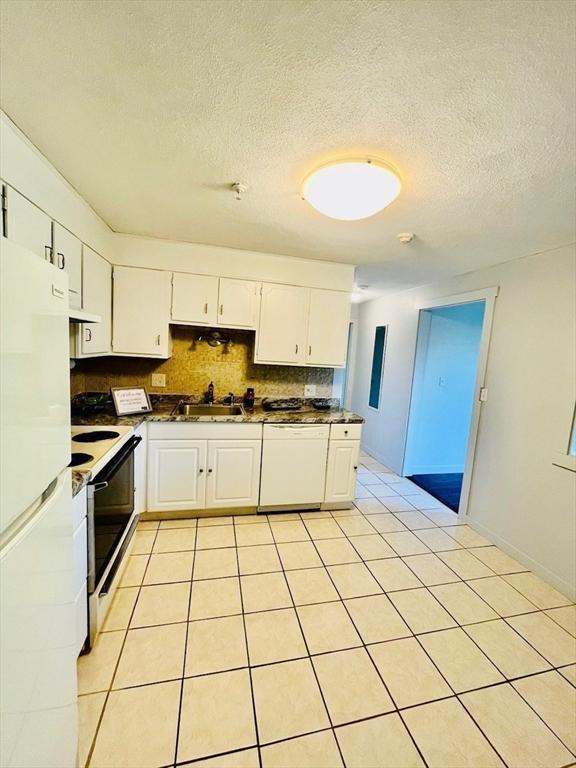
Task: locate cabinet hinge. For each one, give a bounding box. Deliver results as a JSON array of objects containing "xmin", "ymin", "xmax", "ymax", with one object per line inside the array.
[{"xmin": 1, "ymin": 186, "xmax": 7, "ymax": 213}]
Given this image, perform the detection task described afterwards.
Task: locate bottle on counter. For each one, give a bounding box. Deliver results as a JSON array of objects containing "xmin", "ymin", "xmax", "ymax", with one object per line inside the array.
[
  {"xmin": 207, "ymin": 381, "xmax": 215, "ymax": 404},
  {"xmin": 243, "ymin": 387, "xmax": 255, "ymax": 410}
]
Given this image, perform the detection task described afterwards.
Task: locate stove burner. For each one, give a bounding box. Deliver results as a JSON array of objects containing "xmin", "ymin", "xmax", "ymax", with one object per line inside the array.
[
  {"xmin": 69, "ymin": 452, "xmax": 94, "ymax": 467},
  {"xmin": 73, "ymin": 430, "xmax": 120, "ymax": 443}
]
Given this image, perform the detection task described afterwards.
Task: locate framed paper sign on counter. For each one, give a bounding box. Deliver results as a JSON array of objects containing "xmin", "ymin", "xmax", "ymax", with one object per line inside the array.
[{"xmin": 111, "ymin": 386, "xmax": 152, "ymax": 416}]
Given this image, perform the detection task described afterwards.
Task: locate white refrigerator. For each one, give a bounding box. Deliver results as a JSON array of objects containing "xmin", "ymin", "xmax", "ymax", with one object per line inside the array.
[{"xmin": 0, "ymin": 239, "xmax": 78, "ymax": 767}]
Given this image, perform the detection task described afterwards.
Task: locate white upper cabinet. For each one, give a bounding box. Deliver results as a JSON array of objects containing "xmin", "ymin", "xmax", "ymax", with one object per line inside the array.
[
  {"xmin": 217, "ymin": 278, "xmax": 260, "ymax": 329},
  {"xmin": 171, "ymin": 273, "xmax": 218, "ymax": 325},
  {"xmin": 306, "ymin": 289, "xmax": 351, "ymax": 367},
  {"xmin": 81, "ymin": 246, "xmax": 111, "ymax": 355},
  {"xmin": 4, "ymin": 186, "xmax": 53, "ymax": 262},
  {"xmin": 256, "ymin": 283, "xmax": 310, "ymax": 365},
  {"xmin": 52, "ymin": 223, "xmax": 82, "ymax": 309},
  {"xmin": 113, "ymin": 266, "xmax": 171, "ymax": 357}
]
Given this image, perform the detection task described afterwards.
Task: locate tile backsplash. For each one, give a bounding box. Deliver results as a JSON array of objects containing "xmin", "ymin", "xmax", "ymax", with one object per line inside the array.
[{"xmin": 71, "ymin": 326, "xmax": 334, "ymax": 399}]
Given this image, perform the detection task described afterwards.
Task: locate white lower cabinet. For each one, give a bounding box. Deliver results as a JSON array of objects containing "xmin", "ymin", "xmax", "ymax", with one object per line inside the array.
[
  {"xmin": 206, "ymin": 440, "xmax": 261, "ymax": 508},
  {"xmin": 147, "ymin": 439, "xmax": 207, "ymax": 512},
  {"xmin": 324, "ymin": 439, "xmax": 360, "ymax": 504},
  {"xmin": 72, "ymin": 486, "xmax": 88, "ymax": 655}
]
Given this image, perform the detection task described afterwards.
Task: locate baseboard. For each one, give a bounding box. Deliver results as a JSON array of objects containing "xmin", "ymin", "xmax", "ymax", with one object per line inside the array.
[
  {"xmin": 360, "ymin": 441, "xmax": 402, "ymax": 474},
  {"xmin": 404, "ymin": 464, "xmax": 464, "ymax": 475},
  {"xmin": 465, "ymin": 517, "xmax": 576, "ymax": 602}
]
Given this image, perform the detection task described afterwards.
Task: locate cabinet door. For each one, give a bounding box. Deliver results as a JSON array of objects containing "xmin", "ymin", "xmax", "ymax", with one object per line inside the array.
[
  {"xmin": 324, "ymin": 440, "xmax": 360, "ymax": 503},
  {"xmin": 217, "ymin": 278, "xmax": 260, "ymax": 329},
  {"xmin": 171, "ymin": 273, "xmax": 218, "ymax": 325},
  {"xmin": 53, "ymin": 222, "xmax": 82, "ymax": 308},
  {"xmin": 5, "ymin": 186, "xmax": 53, "ymax": 262},
  {"xmin": 205, "ymin": 440, "xmax": 261, "ymax": 509},
  {"xmin": 147, "ymin": 440, "xmax": 207, "ymax": 511},
  {"xmin": 306, "ymin": 289, "xmax": 351, "ymax": 367},
  {"xmin": 113, "ymin": 266, "xmax": 171, "ymax": 356},
  {"xmin": 256, "ymin": 283, "xmax": 309, "ymax": 364},
  {"xmin": 82, "ymin": 246, "xmax": 111, "ymax": 355}
]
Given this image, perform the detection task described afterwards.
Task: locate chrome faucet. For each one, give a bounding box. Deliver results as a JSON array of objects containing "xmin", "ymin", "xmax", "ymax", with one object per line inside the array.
[{"xmin": 226, "ymin": 392, "xmax": 235, "ymax": 406}]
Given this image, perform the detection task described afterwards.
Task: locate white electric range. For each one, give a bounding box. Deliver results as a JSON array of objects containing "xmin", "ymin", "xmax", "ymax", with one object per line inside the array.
[{"xmin": 70, "ymin": 425, "xmax": 135, "ymax": 477}]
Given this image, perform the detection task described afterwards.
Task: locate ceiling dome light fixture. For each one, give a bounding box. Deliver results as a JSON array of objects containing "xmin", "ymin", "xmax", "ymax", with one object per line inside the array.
[{"xmin": 302, "ymin": 158, "xmax": 401, "ymax": 221}]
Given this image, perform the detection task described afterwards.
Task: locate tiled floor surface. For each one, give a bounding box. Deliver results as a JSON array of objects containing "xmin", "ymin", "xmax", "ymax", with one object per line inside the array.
[{"xmin": 78, "ymin": 453, "xmax": 576, "ymax": 768}]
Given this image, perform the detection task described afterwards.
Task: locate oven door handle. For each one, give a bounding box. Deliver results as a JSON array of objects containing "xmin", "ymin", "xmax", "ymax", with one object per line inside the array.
[{"xmin": 91, "ymin": 435, "xmax": 142, "ymax": 487}]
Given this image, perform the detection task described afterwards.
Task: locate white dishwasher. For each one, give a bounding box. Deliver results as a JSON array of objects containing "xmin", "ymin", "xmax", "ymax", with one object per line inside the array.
[{"xmin": 259, "ymin": 424, "xmax": 330, "ymax": 509}]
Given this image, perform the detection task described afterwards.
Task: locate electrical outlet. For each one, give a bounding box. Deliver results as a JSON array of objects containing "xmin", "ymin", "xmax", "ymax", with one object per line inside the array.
[
  {"xmin": 304, "ymin": 384, "xmax": 317, "ymax": 397},
  {"xmin": 151, "ymin": 373, "xmax": 166, "ymax": 387}
]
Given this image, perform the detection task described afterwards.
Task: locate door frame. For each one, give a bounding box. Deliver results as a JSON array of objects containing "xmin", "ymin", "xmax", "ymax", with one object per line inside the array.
[{"xmin": 402, "ymin": 286, "xmax": 499, "ymax": 518}]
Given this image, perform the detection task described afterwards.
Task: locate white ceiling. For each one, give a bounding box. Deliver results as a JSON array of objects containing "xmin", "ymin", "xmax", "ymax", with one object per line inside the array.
[{"xmin": 1, "ymin": 0, "xmax": 575, "ymax": 294}]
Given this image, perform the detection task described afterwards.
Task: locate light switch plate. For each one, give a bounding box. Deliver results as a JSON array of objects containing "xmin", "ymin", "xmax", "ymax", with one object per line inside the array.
[
  {"xmin": 151, "ymin": 373, "xmax": 166, "ymax": 387},
  {"xmin": 304, "ymin": 384, "xmax": 317, "ymax": 397}
]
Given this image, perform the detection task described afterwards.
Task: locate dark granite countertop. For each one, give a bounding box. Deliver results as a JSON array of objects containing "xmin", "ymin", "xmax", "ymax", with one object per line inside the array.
[{"xmin": 72, "ymin": 470, "xmax": 91, "ymax": 497}]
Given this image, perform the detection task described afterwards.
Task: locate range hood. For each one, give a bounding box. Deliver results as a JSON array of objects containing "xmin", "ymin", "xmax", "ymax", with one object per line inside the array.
[{"xmin": 69, "ymin": 307, "xmax": 101, "ymax": 323}]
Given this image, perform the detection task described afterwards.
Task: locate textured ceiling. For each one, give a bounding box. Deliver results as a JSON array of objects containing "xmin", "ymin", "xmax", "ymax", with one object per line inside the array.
[{"xmin": 1, "ymin": 0, "xmax": 575, "ymax": 293}]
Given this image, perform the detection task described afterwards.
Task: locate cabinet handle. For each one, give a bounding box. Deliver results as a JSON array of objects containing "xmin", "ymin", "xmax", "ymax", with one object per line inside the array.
[
  {"xmin": 57, "ymin": 252, "xmax": 65, "ymax": 269},
  {"xmin": 85, "ymin": 328, "xmax": 92, "ymax": 342},
  {"xmin": 156, "ymin": 334, "xmax": 161, "ymax": 345},
  {"xmin": 295, "ymin": 344, "xmax": 298, "ymax": 354},
  {"xmin": 344, "ymin": 429, "xmax": 348, "ymax": 436},
  {"xmin": 208, "ymin": 468, "xmax": 213, "ymax": 473},
  {"xmin": 204, "ymin": 302, "xmax": 208, "ymax": 314},
  {"xmin": 309, "ymin": 345, "xmax": 312, "ymax": 356},
  {"xmin": 199, "ymin": 468, "xmax": 204, "ymax": 474},
  {"xmin": 353, "ymin": 465, "xmax": 358, "ymax": 471},
  {"xmin": 44, "ymin": 245, "xmax": 53, "ymax": 263},
  {"xmin": 219, "ymin": 304, "xmax": 223, "ymax": 315}
]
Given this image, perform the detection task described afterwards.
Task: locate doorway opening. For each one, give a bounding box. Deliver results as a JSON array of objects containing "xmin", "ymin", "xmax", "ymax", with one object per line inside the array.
[{"xmin": 403, "ymin": 300, "xmax": 487, "ymax": 513}]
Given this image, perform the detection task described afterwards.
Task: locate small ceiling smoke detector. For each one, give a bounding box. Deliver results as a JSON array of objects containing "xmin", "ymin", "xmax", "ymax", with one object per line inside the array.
[
  {"xmin": 231, "ymin": 182, "xmax": 248, "ymax": 201},
  {"xmin": 397, "ymin": 232, "xmax": 415, "ymax": 244}
]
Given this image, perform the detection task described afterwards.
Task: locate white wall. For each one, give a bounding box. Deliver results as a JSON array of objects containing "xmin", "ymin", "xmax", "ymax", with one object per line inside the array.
[
  {"xmin": 351, "ymin": 244, "xmax": 576, "ymax": 598},
  {"xmin": 404, "ymin": 302, "xmax": 485, "ymax": 474}
]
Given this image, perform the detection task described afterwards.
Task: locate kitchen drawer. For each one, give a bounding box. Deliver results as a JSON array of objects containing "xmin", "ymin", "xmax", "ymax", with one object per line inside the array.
[
  {"xmin": 263, "ymin": 424, "xmax": 330, "ymax": 440},
  {"xmin": 330, "ymin": 423, "xmax": 362, "ymax": 441},
  {"xmin": 72, "ymin": 518, "xmax": 87, "ymax": 596},
  {"xmin": 148, "ymin": 422, "xmax": 263, "ymax": 441},
  {"xmin": 74, "ymin": 581, "xmax": 88, "ymax": 656}
]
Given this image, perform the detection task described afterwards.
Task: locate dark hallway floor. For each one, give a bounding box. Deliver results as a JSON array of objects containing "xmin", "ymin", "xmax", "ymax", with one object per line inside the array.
[{"xmin": 407, "ymin": 473, "xmax": 463, "ymax": 512}]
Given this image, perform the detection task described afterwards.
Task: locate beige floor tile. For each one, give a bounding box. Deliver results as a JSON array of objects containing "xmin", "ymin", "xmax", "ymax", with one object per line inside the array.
[
  {"xmin": 315, "ymin": 537, "xmax": 362, "ymax": 565},
  {"xmin": 513, "ymin": 670, "xmax": 576, "ymax": 753},
  {"xmin": 467, "ymin": 576, "xmax": 539, "ymax": 616},
  {"xmin": 119, "ymin": 554, "xmax": 149, "ymax": 587},
  {"xmin": 77, "ymin": 691, "xmax": 106, "ymax": 768},
  {"xmin": 461, "ymin": 683, "xmax": 573, "ymax": 767},
  {"xmin": 559, "ymin": 664, "xmax": 576, "ymax": 686},
  {"xmin": 352, "ymin": 498, "xmax": 389, "ymax": 515},
  {"xmin": 90, "ymin": 680, "xmax": 180, "ymax": 768},
  {"xmin": 420, "ymin": 509, "xmax": 466, "ymax": 527},
  {"xmin": 331, "ymin": 506, "xmax": 362, "ymax": 517},
  {"xmin": 238, "ymin": 544, "xmax": 282, "ymax": 575},
  {"xmin": 468, "ymin": 545, "xmax": 527, "ymax": 574},
  {"xmin": 365, "ymin": 513, "xmax": 408, "ymax": 532},
  {"xmin": 507, "ymin": 612, "xmax": 576, "ymax": 667},
  {"xmin": 77, "ymin": 630, "xmax": 125, "ymax": 695},
  {"xmin": 429, "ymin": 582, "xmax": 499, "ymax": 625},
  {"xmin": 186, "ymin": 615, "xmax": 247, "ymax": 675},
  {"xmin": 546, "ymin": 605, "xmax": 576, "ymax": 636},
  {"xmin": 234, "ymin": 514, "xmax": 268, "ymax": 525},
  {"xmin": 270, "ymin": 520, "xmax": 311, "ymax": 543},
  {"xmin": 131, "ymin": 529, "xmax": 155, "ymax": 555},
  {"xmin": 344, "ymin": 594, "xmax": 411, "ymax": 644},
  {"xmin": 336, "ymin": 516, "xmax": 377, "ymax": 536},
  {"xmin": 381, "ymin": 498, "xmax": 417, "ymax": 513},
  {"xmin": 441, "ymin": 525, "xmax": 491, "ymax": 548},
  {"xmin": 368, "ymin": 558, "xmax": 423, "ymax": 592},
  {"xmin": 252, "ymin": 658, "xmax": 330, "ymax": 743},
  {"xmin": 241, "ymin": 572, "xmax": 292, "ymax": 612},
  {"xmin": 464, "ymin": 619, "xmax": 551, "ymax": 678},
  {"xmin": 297, "ymin": 600, "xmax": 362, "ymax": 654},
  {"xmin": 193, "ymin": 547, "xmax": 238, "ymax": 579},
  {"xmin": 393, "ymin": 511, "xmax": 438, "ymax": 530},
  {"xmin": 327, "ymin": 562, "xmax": 382, "ymax": 598},
  {"xmin": 130, "ymin": 582, "xmax": 190, "ymax": 628},
  {"xmin": 267, "ymin": 512, "xmax": 301, "ymax": 521},
  {"xmin": 143, "ymin": 550, "xmax": 194, "ymax": 585},
  {"xmin": 402, "ymin": 553, "xmax": 461, "ymax": 586},
  {"xmin": 304, "ymin": 518, "xmax": 345, "ymax": 540},
  {"xmin": 301, "ymin": 510, "xmax": 334, "ymax": 519},
  {"xmin": 261, "ymin": 730, "xmax": 343, "ymax": 768},
  {"xmin": 437, "ymin": 549, "xmax": 495, "ymax": 579},
  {"xmin": 336, "ymin": 712, "xmax": 425, "ymax": 768},
  {"xmin": 419, "ymin": 627, "xmax": 504, "ymax": 693},
  {"xmin": 402, "ymin": 697, "xmax": 504, "ymax": 768},
  {"xmin": 388, "ymin": 588, "xmax": 457, "ymax": 634},
  {"xmin": 197, "ymin": 516, "xmax": 233, "ymax": 527},
  {"xmin": 413, "ymin": 527, "xmax": 463, "ymax": 552},
  {"xmin": 137, "ymin": 520, "xmax": 159, "ymax": 531},
  {"xmin": 101, "ymin": 587, "xmax": 138, "ymax": 632},
  {"xmin": 152, "ymin": 527, "xmax": 196, "ymax": 553},
  {"xmin": 159, "ymin": 517, "xmax": 198, "ymax": 529},
  {"xmin": 178, "ymin": 670, "xmax": 256, "ymax": 763},
  {"xmin": 286, "ymin": 567, "xmax": 340, "ymax": 605},
  {"xmin": 235, "ymin": 523, "xmax": 274, "ymax": 547},
  {"xmin": 349, "ymin": 534, "xmax": 396, "ymax": 561},
  {"xmin": 196, "ymin": 525, "xmax": 235, "ymax": 550},
  {"xmin": 113, "ymin": 622, "xmax": 186, "ymax": 688},
  {"xmin": 245, "ymin": 608, "xmax": 307, "ymax": 665},
  {"xmin": 192, "ymin": 748, "xmax": 260, "ymax": 767},
  {"xmin": 503, "ymin": 572, "xmax": 573, "ymax": 610},
  {"xmin": 369, "ymin": 637, "xmax": 451, "ymax": 708},
  {"xmin": 190, "ymin": 577, "xmax": 242, "ymax": 620},
  {"xmin": 313, "ymin": 647, "xmax": 394, "ymax": 725},
  {"xmin": 383, "ymin": 531, "xmax": 430, "ymax": 556},
  {"xmin": 277, "ymin": 541, "xmax": 323, "ymax": 570}
]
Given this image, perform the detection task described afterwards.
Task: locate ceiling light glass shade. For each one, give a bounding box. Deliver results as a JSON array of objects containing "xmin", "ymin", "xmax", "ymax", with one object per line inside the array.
[{"xmin": 302, "ymin": 159, "xmax": 401, "ymax": 220}]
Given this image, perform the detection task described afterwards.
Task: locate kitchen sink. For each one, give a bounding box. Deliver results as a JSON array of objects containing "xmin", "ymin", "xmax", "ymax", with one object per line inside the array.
[{"xmin": 175, "ymin": 403, "xmax": 246, "ymax": 416}]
